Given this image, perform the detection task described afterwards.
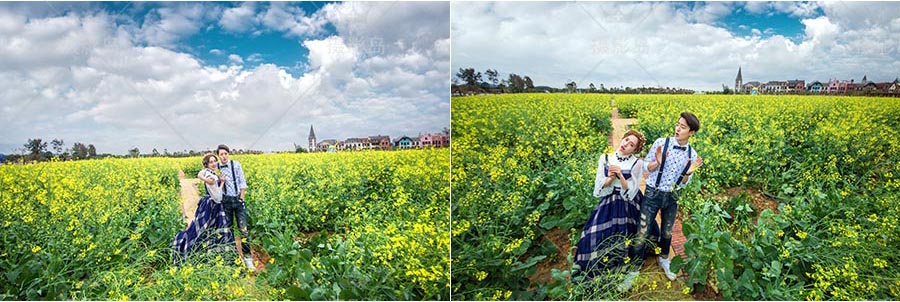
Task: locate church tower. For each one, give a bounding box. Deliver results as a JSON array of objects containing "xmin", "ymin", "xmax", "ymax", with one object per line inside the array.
[
  {"xmin": 308, "ymin": 125, "xmax": 317, "ymax": 152},
  {"xmin": 735, "ymin": 66, "xmax": 743, "ymax": 93}
]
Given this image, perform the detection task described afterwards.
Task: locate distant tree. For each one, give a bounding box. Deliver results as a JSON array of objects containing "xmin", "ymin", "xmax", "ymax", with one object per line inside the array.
[
  {"xmin": 87, "ymin": 144, "xmax": 96, "ymax": 158},
  {"xmin": 456, "ymin": 68, "xmax": 482, "ymax": 87},
  {"xmin": 566, "ymin": 81, "xmax": 577, "ymax": 93},
  {"xmin": 128, "ymin": 147, "xmax": 140, "ymax": 158},
  {"xmin": 524, "ymin": 76, "xmax": 534, "ymax": 90},
  {"xmin": 589, "ymin": 83, "xmax": 597, "ymax": 92},
  {"xmin": 499, "ymin": 79, "xmax": 509, "ymax": 92},
  {"xmin": 25, "ymin": 138, "xmax": 48, "ymax": 161},
  {"xmin": 508, "ymin": 74, "xmax": 526, "ymax": 93},
  {"xmin": 72, "ymin": 142, "xmax": 89, "ymax": 160},
  {"xmin": 163, "ymin": 148, "xmax": 169, "ymax": 156},
  {"xmin": 51, "ymin": 139, "xmax": 64, "ymax": 156},
  {"xmin": 485, "ymin": 69, "xmax": 499, "ymax": 87},
  {"xmin": 152, "ymin": 148, "xmax": 160, "ymax": 157},
  {"xmin": 722, "ymin": 84, "xmax": 733, "ymax": 95}
]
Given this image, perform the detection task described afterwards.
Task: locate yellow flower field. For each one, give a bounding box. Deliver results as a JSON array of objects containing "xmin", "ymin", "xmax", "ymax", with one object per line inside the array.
[
  {"xmin": 452, "ymin": 93, "xmax": 900, "ymax": 300},
  {"xmin": 0, "ymin": 149, "xmax": 449, "ymax": 300}
]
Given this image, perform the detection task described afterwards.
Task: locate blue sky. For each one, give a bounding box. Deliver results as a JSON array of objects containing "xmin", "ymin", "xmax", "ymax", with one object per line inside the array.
[
  {"xmin": 0, "ymin": 1, "xmax": 450, "ymax": 154},
  {"xmin": 718, "ymin": 2, "xmax": 823, "ymax": 43},
  {"xmin": 66, "ymin": 2, "xmax": 336, "ymax": 75},
  {"xmin": 453, "ymin": 1, "xmax": 900, "ymax": 91}
]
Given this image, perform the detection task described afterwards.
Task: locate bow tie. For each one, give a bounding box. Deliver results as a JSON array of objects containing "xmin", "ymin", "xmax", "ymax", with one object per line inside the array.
[
  {"xmin": 673, "ymin": 146, "xmax": 687, "ymax": 151},
  {"xmin": 219, "ymin": 164, "xmax": 229, "ymax": 168}
]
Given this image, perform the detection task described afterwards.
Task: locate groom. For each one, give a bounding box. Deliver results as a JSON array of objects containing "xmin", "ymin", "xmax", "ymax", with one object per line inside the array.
[{"xmin": 217, "ymin": 144, "xmax": 255, "ymax": 270}]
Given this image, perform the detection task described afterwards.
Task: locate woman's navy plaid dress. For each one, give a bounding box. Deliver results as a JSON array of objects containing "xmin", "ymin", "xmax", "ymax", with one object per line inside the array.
[
  {"xmin": 574, "ymin": 155, "xmax": 660, "ymax": 279},
  {"xmin": 172, "ymin": 195, "xmax": 235, "ymax": 265}
]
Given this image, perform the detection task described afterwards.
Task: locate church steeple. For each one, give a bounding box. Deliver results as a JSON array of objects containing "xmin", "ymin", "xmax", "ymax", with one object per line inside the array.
[
  {"xmin": 308, "ymin": 125, "xmax": 316, "ymax": 152},
  {"xmin": 735, "ymin": 66, "xmax": 743, "ymax": 93}
]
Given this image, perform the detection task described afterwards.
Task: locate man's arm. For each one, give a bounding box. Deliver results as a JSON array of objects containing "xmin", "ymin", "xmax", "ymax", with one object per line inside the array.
[{"xmin": 643, "ymin": 139, "xmax": 661, "ymax": 173}]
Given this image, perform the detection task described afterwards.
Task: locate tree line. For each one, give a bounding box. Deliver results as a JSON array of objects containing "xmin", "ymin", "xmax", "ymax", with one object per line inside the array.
[
  {"xmin": 0, "ymin": 138, "xmax": 264, "ymax": 164},
  {"xmin": 452, "ymin": 67, "xmax": 695, "ymax": 95}
]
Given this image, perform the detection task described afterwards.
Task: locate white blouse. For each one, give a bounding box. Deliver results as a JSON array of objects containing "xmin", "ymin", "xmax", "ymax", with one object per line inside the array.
[
  {"xmin": 197, "ymin": 168, "xmax": 223, "ymax": 203},
  {"xmin": 593, "ymin": 153, "xmax": 644, "ymax": 201}
]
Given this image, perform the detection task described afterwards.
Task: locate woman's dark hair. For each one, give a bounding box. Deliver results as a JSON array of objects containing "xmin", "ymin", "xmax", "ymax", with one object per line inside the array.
[
  {"xmin": 202, "ymin": 153, "xmax": 218, "ymax": 168},
  {"xmin": 217, "ymin": 144, "xmax": 230, "ymax": 154},
  {"xmin": 681, "ymin": 112, "xmax": 700, "ymax": 132}
]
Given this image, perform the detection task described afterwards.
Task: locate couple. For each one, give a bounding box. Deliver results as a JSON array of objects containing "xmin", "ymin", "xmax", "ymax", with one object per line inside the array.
[
  {"xmin": 575, "ymin": 112, "xmax": 704, "ymax": 291},
  {"xmin": 172, "ymin": 144, "xmax": 256, "ymax": 271}
]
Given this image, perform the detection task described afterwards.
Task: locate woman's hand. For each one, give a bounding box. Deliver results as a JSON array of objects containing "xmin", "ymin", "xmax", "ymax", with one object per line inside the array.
[{"xmin": 608, "ymin": 165, "xmax": 621, "ymax": 177}]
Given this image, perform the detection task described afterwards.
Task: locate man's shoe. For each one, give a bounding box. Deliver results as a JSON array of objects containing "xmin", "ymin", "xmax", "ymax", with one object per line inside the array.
[
  {"xmin": 244, "ymin": 256, "xmax": 256, "ymax": 271},
  {"xmin": 658, "ymin": 256, "xmax": 677, "ymax": 281}
]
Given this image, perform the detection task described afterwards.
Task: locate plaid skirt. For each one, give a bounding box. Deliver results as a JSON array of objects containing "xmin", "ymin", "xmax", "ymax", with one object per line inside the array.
[
  {"xmin": 172, "ymin": 195, "xmax": 235, "ymax": 265},
  {"xmin": 574, "ymin": 189, "xmax": 660, "ymax": 279}
]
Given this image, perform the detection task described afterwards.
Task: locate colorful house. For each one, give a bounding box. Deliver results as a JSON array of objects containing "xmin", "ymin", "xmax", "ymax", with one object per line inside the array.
[
  {"xmin": 394, "ymin": 136, "xmax": 413, "ymax": 149},
  {"xmin": 419, "ymin": 133, "xmax": 433, "ymax": 147},
  {"xmin": 807, "ymin": 81, "xmax": 825, "ymax": 94},
  {"xmin": 369, "ymin": 135, "xmax": 392, "ymax": 150}
]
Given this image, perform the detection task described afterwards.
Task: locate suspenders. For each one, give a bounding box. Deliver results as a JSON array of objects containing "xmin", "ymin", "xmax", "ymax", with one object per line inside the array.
[
  {"xmin": 221, "ymin": 160, "xmax": 239, "ymax": 196},
  {"xmin": 654, "ymin": 137, "xmax": 692, "ymax": 190},
  {"xmin": 654, "ymin": 138, "xmax": 671, "ymax": 188}
]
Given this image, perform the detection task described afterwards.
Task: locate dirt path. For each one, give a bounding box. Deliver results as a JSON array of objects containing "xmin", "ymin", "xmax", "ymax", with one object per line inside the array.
[
  {"xmin": 178, "ymin": 170, "xmax": 201, "ymax": 225},
  {"xmin": 177, "ymin": 170, "xmax": 264, "ymax": 272}
]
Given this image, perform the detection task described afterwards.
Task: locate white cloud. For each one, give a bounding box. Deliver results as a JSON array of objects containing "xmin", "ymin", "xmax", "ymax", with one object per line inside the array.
[
  {"xmin": 260, "ymin": 2, "xmax": 328, "ymax": 37},
  {"xmin": 452, "ymin": 2, "xmax": 900, "ymax": 92},
  {"xmin": 228, "ymin": 54, "xmax": 243, "ymax": 65},
  {"xmin": 801, "ymin": 16, "xmax": 839, "ymax": 45},
  {"xmin": 743, "ymin": 2, "xmax": 769, "ymax": 15},
  {"xmin": 322, "ymin": 2, "xmax": 450, "ymax": 53},
  {"xmin": 246, "ymin": 53, "xmax": 264, "ymax": 63},
  {"xmin": 219, "ymin": 2, "xmax": 258, "ymax": 33},
  {"xmin": 140, "ymin": 3, "xmax": 218, "ymax": 47},
  {"xmin": 689, "ymin": 2, "xmax": 735, "ymax": 23},
  {"xmin": 772, "ymin": 1, "xmax": 821, "ymax": 18},
  {"xmin": 0, "ymin": 2, "xmax": 449, "ymax": 154}
]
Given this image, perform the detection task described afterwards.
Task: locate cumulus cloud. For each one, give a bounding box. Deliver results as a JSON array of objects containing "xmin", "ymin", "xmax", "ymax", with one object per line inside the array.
[
  {"xmin": 139, "ymin": 3, "xmax": 219, "ymax": 47},
  {"xmin": 228, "ymin": 53, "xmax": 244, "ymax": 65},
  {"xmin": 0, "ymin": 2, "xmax": 449, "ymax": 154},
  {"xmin": 260, "ymin": 2, "xmax": 328, "ymax": 37},
  {"xmin": 452, "ymin": 2, "xmax": 900, "ymax": 91},
  {"xmin": 219, "ymin": 2, "xmax": 258, "ymax": 33}
]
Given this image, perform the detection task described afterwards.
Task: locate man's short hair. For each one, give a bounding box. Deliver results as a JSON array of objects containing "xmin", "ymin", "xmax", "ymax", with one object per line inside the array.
[{"xmin": 681, "ymin": 112, "xmax": 700, "ymax": 132}]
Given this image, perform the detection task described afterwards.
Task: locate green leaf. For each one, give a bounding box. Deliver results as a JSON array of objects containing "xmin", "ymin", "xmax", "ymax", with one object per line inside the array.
[
  {"xmin": 287, "ymin": 286, "xmax": 311, "ymax": 300},
  {"xmin": 511, "ymin": 255, "xmax": 547, "ymax": 272},
  {"xmin": 539, "ymin": 216, "xmax": 561, "ymax": 230},
  {"xmin": 670, "ymin": 255, "xmax": 684, "ymax": 272},
  {"xmin": 310, "ymin": 287, "xmax": 328, "ymax": 300}
]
